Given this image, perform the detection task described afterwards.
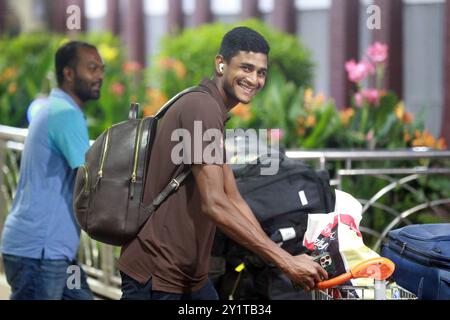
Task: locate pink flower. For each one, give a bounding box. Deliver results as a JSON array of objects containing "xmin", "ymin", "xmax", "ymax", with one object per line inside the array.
[
  {"xmin": 345, "ymin": 60, "xmax": 375, "ymax": 83},
  {"xmin": 367, "ymin": 42, "xmax": 388, "ymax": 64},
  {"xmin": 110, "ymin": 82, "xmax": 125, "ymax": 96},
  {"xmin": 123, "ymin": 61, "xmax": 143, "ymax": 74},
  {"xmin": 354, "ymin": 92, "xmax": 364, "ymax": 108},
  {"xmin": 366, "ymin": 130, "xmax": 374, "ymax": 142},
  {"xmin": 270, "ymin": 129, "xmax": 284, "ymax": 141},
  {"xmin": 361, "ymin": 88, "xmax": 381, "ymax": 105}
]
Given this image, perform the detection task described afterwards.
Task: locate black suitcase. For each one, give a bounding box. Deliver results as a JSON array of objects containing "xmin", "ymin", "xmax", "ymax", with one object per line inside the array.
[{"xmin": 381, "ymin": 224, "xmax": 450, "ymax": 300}]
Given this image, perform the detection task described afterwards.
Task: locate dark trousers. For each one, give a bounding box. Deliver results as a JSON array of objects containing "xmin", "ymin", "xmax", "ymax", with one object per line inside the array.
[{"xmin": 120, "ymin": 272, "xmax": 219, "ymax": 300}]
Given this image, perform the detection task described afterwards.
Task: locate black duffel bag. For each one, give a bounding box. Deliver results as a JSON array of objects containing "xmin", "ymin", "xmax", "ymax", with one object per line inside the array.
[
  {"xmin": 213, "ymin": 152, "xmax": 335, "ymax": 257},
  {"xmin": 211, "ymin": 152, "xmax": 335, "ymax": 299}
]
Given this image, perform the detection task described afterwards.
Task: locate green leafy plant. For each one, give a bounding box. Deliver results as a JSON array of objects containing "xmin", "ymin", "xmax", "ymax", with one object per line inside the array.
[
  {"xmin": 0, "ymin": 33, "xmax": 57, "ymax": 128},
  {"xmin": 224, "ymin": 41, "xmax": 447, "ymax": 151},
  {"xmin": 226, "ymin": 69, "xmax": 341, "ymax": 149}
]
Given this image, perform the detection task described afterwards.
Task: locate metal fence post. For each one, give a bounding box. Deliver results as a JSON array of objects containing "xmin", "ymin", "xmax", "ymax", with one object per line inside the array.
[
  {"xmin": 0, "ymin": 140, "xmax": 6, "ymax": 273},
  {"xmin": 101, "ymin": 244, "xmax": 114, "ymax": 287}
]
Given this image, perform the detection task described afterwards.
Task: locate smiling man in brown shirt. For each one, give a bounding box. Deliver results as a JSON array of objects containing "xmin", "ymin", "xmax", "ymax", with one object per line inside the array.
[{"xmin": 118, "ymin": 26, "xmax": 327, "ymax": 300}]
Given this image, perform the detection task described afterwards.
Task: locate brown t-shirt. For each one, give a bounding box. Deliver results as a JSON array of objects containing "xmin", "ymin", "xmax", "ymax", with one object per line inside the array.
[{"xmin": 117, "ymin": 79, "xmax": 229, "ymax": 293}]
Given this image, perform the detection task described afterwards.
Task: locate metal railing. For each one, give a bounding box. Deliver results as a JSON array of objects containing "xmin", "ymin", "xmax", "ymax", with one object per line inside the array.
[{"xmin": 1, "ymin": 124, "xmax": 450, "ymax": 299}]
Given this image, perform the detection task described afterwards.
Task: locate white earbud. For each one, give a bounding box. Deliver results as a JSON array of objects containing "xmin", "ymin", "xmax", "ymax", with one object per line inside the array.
[{"xmin": 219, "ymin": 63, "xmax": 224, "ymax": 73}]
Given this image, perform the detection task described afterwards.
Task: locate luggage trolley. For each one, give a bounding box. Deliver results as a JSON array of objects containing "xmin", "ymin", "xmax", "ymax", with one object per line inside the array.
[
  {"xmin": 313, "ymin": 280, "xmax": 417, "ymax": 300},
  {"xmin": 311, "ymin": 257, "xmax": 417, "ymax": 300}
]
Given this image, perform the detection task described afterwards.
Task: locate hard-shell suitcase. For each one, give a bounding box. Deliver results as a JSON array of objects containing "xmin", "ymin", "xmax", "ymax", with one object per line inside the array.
[{"xmin": 381, "ymin": 224, "xmax": 450, "ymax": 300}]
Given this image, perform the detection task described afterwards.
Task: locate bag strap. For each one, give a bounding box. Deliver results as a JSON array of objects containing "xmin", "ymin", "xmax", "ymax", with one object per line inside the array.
[
  {"xmin": 142, "ymin": 170, "xmax": 191, "ymax": 217},
  {"xmin": 154, "ymin": 85, "xmax": 211, "ymax": 120},
  {"xmin": 141, "ymin": 85, "xmax": 212, "ymax": 219}
]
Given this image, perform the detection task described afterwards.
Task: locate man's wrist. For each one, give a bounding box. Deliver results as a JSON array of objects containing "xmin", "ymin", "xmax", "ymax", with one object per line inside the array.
[{"xmin": 268, "ymin": 246, "xmax": 292, "ymax": 273}]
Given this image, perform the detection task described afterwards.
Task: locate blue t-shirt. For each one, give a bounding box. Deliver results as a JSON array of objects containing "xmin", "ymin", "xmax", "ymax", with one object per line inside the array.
[{"xmin": 1, "ymin": 88, "xmax": 90, "ymax": 260}]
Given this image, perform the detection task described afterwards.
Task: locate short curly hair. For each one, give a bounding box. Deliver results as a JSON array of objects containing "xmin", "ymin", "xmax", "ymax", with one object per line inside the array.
[{"xmin": 219, "ymin": 26, "xmax": 270, "ymax": 63}]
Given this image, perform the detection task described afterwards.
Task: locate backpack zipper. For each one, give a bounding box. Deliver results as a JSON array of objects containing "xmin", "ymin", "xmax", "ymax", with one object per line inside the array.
[
  {"xmin": 98, "ymin": 128, "xmax": 111, "ymax": 179},
  {"xmin": 130, "ymin": 119, "xmax": 145, "ymax": 199},
  {"xmin": 131, "ymin": 119, "xmax": 144, "ymax": 183}
]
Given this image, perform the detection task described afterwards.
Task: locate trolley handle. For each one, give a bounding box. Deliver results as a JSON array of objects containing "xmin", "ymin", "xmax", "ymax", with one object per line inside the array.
[{"xmin": 316, "ymin": 257, "xmax": 395, "ymax": 290}]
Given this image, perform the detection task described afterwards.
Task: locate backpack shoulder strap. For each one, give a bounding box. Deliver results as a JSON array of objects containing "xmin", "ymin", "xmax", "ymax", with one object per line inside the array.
[
  {"xmin": 141, "ymin": 85, "xmax": 213, "ymax": 219},
  {"xmin": 142, "ymin": 170, "xmax": 191, "ymax": 217},
  {"xmin": 154, "ymin": 85, "xmax": 211, "ymax": 120}
]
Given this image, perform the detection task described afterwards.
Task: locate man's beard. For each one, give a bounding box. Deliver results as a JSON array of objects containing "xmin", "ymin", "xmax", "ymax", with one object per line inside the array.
[{"xmin": 73, "ymin": 74, "xmax": 102, "ymax": 103}]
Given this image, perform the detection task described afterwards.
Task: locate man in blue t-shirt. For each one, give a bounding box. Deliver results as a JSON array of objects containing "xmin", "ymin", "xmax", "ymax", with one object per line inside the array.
[{"xmin": 1, "ymin": 41, "xmax": 104, "ymax": 300}]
